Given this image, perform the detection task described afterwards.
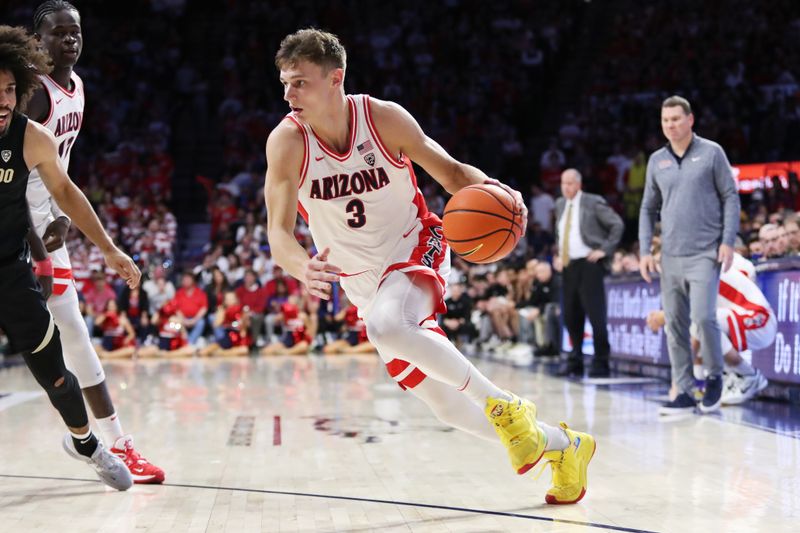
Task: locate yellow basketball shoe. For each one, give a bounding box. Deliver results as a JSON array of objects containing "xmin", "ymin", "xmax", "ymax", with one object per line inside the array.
[
  {"xmin": 485, "ymin": 393, "xmax": 546, "ymax": 475},
  {"xmin": 542, "ymin": 422, "xmax": 596, "ymax": 505}
]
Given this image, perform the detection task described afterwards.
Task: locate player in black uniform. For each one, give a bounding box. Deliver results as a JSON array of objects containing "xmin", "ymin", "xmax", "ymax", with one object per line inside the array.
[{"xmin": 0, "ymin": 25, "xmax": 139, "ymax": 490}]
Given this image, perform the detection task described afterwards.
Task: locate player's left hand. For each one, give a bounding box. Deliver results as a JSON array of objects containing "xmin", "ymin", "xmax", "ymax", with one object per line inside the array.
[
  {"xmin": 42, "ymin": 216, "xmax": 71, "ymax": 253},
  {"xmin": 484, "ymin": 178, "xmax": 528, "ymax": 233},
  {"xmin": 718, "ymin": 243, "xmax": 734, "ymax": 272},
  {"xmin": 103, "ymin": 247, "xmax": 142, "ymax": 288}
]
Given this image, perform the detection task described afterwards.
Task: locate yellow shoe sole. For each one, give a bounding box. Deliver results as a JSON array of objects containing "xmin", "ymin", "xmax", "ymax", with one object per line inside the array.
[{"xmin": 544, "ymin": 439, "xmax": 597, "ymax": 504}]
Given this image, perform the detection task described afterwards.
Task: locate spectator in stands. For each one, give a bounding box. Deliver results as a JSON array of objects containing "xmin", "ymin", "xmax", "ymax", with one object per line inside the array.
[
  {"xmin": 172, "ymin": 272, "xmax": 209, "ymax": 348},
  {"xmin": 143, "ymin": 266, "xmax": 176, "ymax": 316},
  {"xmin": 441, "ymin": 282, "xmax": 477, "ymax": 352},
  {"xmin": 199, "ymin": 291, "xmax": 251, "ymax": 357},
  {"xmin": 529, "ymin": 184, "xmax": 556, "ymax": 233},
  {"xmin": 118, "ymin": 283, "xmax": 149, "ymax": 335},
  {"xmin": 323, "ymin": 295, "xmax": 374, "ymax": 355},
  {"xmin": 137, "ymin": 301, "xmax": 195, "ymax": 359},
  {"xmin": 204, "ymin": 266, "xmax": 230, "ymax": 320},
  {"xmin": 526, "ymin": 222, "xmax": 555, "ymax": 258},
  {"xmin": 235, "ymin": 269, "xmax": 269, "ymax": 352},
  {"xmin": 517, "ymin": 262, "xmax": 560, "ymax": 356},
  {"xmin": 758, "ymin": 223, "xmax": 782, "ymax": 260},
  {"xmin": 82, "ymin": 271, "xmax": 118, "ymax": 337},
  {"xmin": 260, "ymin": 295, "xmax": 311, "ymax": 356},
  {"xmin": 224, "ymin": 253, "xmax": 245, "ymax": 286},
  {"xmin": 783, "ymin": 215, "xmax": 800, "ymax": 254},
  {"xmin": 94, "ymin": 300, "xmax": 137, "ymax": 359},
  {"xmin": 621, "ymin": 252, "xmax": 640, "ymax": 274},
  {"xmin": 193, "ymin": 254, "xmax": 217, "ymax": 288}
]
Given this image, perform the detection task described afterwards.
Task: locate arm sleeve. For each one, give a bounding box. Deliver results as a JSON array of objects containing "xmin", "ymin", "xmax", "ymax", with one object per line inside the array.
[
  {"xmin": 713, "ymin": 146, "xmax": 740, "ymax": 247},
  {"xmin": 638, "ymin": 156, "xmax": 661, "ymax": 255}
]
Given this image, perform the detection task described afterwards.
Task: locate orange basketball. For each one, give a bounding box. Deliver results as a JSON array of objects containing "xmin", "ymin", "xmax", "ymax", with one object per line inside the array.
[{"xmin": 442, "ymin": 183, "xmax": 524, "ymax": 264}]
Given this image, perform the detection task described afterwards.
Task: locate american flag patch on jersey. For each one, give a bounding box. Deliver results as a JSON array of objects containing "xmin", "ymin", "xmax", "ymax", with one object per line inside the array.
[
  {"xmin": 658, "ymin": 159, "xmax": 673, "ymax": 169},
  {"xmin": 357, "ymin": 140, "xmax": 373, "ymax": 155}
]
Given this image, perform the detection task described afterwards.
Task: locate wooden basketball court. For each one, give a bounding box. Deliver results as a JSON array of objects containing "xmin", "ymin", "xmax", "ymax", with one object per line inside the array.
[{"xmin": 0, "ymin": 354, "xmax": 797, "ymax": 532}]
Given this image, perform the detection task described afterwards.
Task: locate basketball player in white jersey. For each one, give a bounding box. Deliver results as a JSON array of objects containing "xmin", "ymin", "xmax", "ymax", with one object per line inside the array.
[
  {"xmin": 648, "ymin": 253, "xmax": 773, "ymax": 408},
  {"xmin": 264, "ymin": 29, "xmax": 595, "ymax": 504},
  {"xmin": 23, "ymin": 1, "xmax": 164, "ymax": 483}
]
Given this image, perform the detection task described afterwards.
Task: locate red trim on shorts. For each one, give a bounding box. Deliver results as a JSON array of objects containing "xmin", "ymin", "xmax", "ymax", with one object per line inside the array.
[
  {"xmin": 380, "ymin": 213, "xmax": 448, "ymax": 315},
  {"xmin": 285, "ymin": 115, "xmax": 310, "ymax": 188},
  {"xmin": 386, "ymin": 358, "xmax": 410, "ymax": 377},
  {"xmin": 311, "ymin": 96, "xmax": 357, "ymax": 161},
  {"xmin": 52, "ymin": 284, "xmax": 70, "ymax": 296},
  {"xmin": 428, "ymin": 325, "xmax": 447, "ymax": 337},
  {"xmin": 54, "ymin": 267, "xmax": 73, "ymax": 280},
  {"xmin": 364, "ymin": 96, "xmax": 406, "ymax": 169},
  {"xmin": 399, "ymin": 368, "xmax": 426, "ymax": 389},
  {"xmin": 385, "ymin": 358, "xmax": 427, "ymax": 390}
]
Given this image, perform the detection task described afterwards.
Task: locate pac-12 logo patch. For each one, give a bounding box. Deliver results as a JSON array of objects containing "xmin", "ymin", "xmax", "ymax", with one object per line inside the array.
[
  {"xmin": 1, "ymin": 150, "xmax": 10, "ymax": 163},
  {"xmin": 364, "ymin": 153, "xmax": 375, "ymax": 166}
]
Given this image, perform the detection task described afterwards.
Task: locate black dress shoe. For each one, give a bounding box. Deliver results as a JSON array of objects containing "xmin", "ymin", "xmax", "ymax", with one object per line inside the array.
[
  {"xmin": 557, "ymin": 362, "xmax": 584, "ymax": 377},
  {"xmin": 588, "ymin": 361, "xmax": 610, "ymax": 378}
]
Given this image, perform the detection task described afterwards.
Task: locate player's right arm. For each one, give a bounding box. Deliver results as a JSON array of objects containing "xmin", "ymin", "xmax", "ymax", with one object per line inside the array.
[
  {"xmin": 264, "ymin": 121, "xmax": 340, "ymax": 299},
  {"xmin": 23, "ymin": 121, "xmax": 141, "ymax": 288}
]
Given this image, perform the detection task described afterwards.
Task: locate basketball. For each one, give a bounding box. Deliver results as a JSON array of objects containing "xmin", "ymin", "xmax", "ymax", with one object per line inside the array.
[{"xmin": 442, "ymin": 183, "xmax": 524, "ymax": 264}]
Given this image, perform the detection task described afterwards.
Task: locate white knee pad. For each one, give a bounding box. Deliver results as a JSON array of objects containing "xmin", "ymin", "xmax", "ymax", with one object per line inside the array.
[
  {"xmin": 48, "ymin": 284, "xmax": 105, "ymax": 388},
  {"xmin": 365, "ymin": 272, "xmax": 431, "ymax": 358}
]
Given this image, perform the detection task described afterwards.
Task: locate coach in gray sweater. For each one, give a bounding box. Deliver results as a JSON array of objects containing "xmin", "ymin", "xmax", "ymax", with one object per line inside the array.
[{"xmin": 639, "ymin": 95, "xmax": 740, "ymax": 415}]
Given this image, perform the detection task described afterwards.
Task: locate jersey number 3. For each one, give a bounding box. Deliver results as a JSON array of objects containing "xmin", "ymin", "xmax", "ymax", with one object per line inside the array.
[{"xmin": 346, "ymin": 199, "xmax": 366, "ymax": 228}]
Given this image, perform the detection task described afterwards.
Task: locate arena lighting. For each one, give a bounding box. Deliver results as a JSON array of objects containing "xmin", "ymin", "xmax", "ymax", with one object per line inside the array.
[{"xmin": 733, "ymin": 161, "xmax": 800, "ymax": 193}]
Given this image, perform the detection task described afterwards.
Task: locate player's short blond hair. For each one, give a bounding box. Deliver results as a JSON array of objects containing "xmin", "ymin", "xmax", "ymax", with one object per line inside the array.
[{"xmin": 275, "ymin": 28, "xmax": 346, "ymax": 72}]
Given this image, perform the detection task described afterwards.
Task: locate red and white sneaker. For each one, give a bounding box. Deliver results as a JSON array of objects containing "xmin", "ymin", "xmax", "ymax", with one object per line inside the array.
[{"xmin": 111, "ymin": 435, "xmax": 165, "ymax": 484}]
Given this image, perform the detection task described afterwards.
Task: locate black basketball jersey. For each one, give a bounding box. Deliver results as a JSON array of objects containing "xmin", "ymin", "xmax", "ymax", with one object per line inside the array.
[{"xmin": 0, "ymin": 112, "xmax": 32, "ymax": 260}]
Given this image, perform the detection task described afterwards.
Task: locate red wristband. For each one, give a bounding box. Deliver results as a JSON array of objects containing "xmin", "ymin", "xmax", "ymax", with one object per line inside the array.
[{"xmin": 34, "ymin": 258, "xmax": 54, "ymax": 277}]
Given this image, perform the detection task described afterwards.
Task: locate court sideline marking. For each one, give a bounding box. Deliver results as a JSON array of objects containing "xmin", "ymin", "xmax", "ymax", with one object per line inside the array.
[{"xmin": 0, "ymin": 473, "xmax": 658, "ymax": 533}]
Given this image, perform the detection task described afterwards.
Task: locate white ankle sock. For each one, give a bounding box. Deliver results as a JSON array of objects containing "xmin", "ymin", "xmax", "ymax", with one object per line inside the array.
[
  {"xmin": 540, "ymin": 422, "xmax": 570, "ymax": 451},
  {"xmin": 727, "ymin": 360, "xmax": 755, "ymax": 376},
  {"xmin": 96, "ymin": 412, "xmax": 124, "ymax": 446}
]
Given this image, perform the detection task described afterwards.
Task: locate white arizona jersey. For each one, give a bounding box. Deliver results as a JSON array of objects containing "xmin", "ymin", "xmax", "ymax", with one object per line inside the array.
[
  {"xmin": 292, "ymin": 94, "xmax": 428, "ymax": 276},
  {"xmin": 27, "ymin": 72, "xmax": 85, "ymax": 233},
  {"xmin": 731, "ymin": 252, "xmax": 756, "ymax": 282},
  {"xmin": 717, "ymin": 260, "xmax": 774, "ymax": 351}
]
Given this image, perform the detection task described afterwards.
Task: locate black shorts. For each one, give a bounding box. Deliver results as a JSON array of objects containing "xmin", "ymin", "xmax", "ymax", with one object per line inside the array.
[{"xmin": 0, "ymin": 245, "xmax": 53, "ymax": 353}]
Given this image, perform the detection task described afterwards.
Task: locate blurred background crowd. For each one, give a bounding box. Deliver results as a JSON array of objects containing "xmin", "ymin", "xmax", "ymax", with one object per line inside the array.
[{"xmin": 5, "ymin": 0, "xmax": 800, "ymax": 362}]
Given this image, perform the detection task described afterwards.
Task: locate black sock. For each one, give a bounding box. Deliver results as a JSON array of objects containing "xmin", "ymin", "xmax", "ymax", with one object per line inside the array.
[{"xmin": 72, "ymin": 431, "xmax": 99, "ymax": 458}]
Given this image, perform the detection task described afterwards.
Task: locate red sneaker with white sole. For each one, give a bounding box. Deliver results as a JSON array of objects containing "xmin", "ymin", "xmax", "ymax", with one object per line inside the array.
[{"xmin": 110, "ymin": 435, "xmax": 165, "ymax": 484}]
